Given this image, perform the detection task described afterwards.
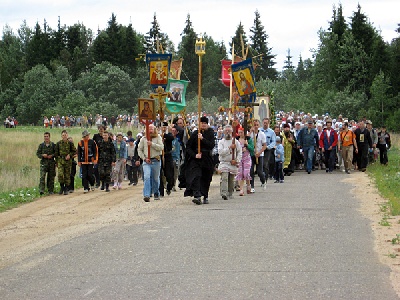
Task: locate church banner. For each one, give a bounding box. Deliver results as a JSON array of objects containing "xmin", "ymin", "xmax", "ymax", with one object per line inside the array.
[
  {"xmin": 165, "ymin": 79, "xmax": 188, "ymax": 113},
  {"xmin": 146, "ymin": 53, "xmax": 172, "ymax": 90},
  {"xmin": 231, "ymin": 58, "xmax": 256, "ymax": 103}
]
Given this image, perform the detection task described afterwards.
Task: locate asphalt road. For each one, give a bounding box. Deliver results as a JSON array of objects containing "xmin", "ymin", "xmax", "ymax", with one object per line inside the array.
[{"xmin": 0, "ymin": 170, "xmax": 398, "ymax": 299}]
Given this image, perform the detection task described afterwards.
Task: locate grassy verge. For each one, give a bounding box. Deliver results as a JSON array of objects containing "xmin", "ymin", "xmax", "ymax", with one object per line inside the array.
[{"xmin": 367, "ymin": 134, "xmax": 400, "ymax": 216}]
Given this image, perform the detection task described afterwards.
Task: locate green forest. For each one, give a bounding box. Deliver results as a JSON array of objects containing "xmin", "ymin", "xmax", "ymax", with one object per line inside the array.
[{"xmin": 1, "ymin": 4, "xmax": 400, "ymax": 130}]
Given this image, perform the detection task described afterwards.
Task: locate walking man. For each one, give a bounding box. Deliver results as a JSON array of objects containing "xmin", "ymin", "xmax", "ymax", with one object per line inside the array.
[
  {"xmin": 218, "ymin": 125, "xmax": 242, "ymax": 200},
  {"xmin": 297, "ymin": 120, "xmax": 319, "ymax": 174},
  {"xmin": 260, "ymin": 118, "xmax": 276, "ymax": 182},
  {"xmin": 97, "ymin": 131, "xmax": 116, "ymax": 192},
  {"xmin": 36, "ymin": 132, "xmax": 56, "ymax": 195},
  {"xmin": 54, "ymin": 130, "xmax": 76, "ymax": 195},
  {"xmin": 319, "ymin": 119, "xmax": 338, "ymax": 173},
  {"xmin": 184, "ymin": 116, "xmax": 215, "ymax": 205},
  {"xmin": 249, "ymin": 119, "xmax": 267, "ymax": 192},
  {"xmin": 137, "ymin": 124, "xmax": 164, "ymax": 202},
  {"xmin": 77, "ymin": 130, "xmax": 98, "ymax": 193},
  {"xmin": 354, "ymin": 120, "xmax": 372, "ymax": 172},
  {"xmin": 339, "ymin": 122, "xmax": 357, "ymax": 174}
]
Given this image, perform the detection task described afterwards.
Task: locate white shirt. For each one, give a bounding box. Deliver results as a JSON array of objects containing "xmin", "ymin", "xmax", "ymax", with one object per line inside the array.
[{"xmin": 250, "ymin": 130, "xmax": 266, "ymax": 157}]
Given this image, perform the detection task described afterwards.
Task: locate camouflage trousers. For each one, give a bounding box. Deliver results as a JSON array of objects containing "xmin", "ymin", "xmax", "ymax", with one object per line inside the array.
[
  {"xmin": 39, "ymin": 161, "xmax": 56, "ymax": 193},
  {"xmin": 98, "ymin": 162, "xmax": 113, "ymax": 184},
  {"xmin": 57, "ymin": 160, "xmax": 72, "ymax": 186}
]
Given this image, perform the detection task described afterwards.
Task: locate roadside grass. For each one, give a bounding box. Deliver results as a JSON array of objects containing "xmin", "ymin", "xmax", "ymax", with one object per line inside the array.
[
  {"xmin": 0, "ymin": 125, "xmax": 137, "ymax": 212},
  {"xmin": 368, "ymin": 133, "xmax": 400, "ymax": 216}
]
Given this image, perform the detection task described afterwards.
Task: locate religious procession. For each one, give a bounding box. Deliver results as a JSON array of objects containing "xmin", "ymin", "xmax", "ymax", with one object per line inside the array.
[{"xmin": 36, "ymin": 38, "xmax": 392, "ymax": 206}]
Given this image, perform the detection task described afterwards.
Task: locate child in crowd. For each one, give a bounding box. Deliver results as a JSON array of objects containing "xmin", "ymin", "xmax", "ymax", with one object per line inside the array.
[{"xmin": 274, "ymin": 136, "xmax": 284, "ymax": 183}]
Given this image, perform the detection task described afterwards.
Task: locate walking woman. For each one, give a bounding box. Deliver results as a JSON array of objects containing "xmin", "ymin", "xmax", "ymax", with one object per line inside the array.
[{"xmin": 235, "ymin": 127, "xmax": 254, "ymax": 196}]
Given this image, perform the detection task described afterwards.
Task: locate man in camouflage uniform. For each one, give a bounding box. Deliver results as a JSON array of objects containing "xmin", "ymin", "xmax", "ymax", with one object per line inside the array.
[
  {"xmin": 36, "ymin": 132, "xmax": 56, "ymax": 195},
  {"xmin": 55, "ymin": 130, "xmax": 77, "ymax": 195},
  {"xmin": 97, "ymin": 131, "xmax": 116, "ymax": 192}
]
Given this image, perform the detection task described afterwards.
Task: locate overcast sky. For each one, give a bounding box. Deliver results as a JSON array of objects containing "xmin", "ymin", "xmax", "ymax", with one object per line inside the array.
[{"xmin": 1, "ymin": 0, "xmax": 399, "ymax": 70}]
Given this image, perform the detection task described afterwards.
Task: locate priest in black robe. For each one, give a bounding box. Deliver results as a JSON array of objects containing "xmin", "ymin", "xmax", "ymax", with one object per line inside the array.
[{"xmin": 184, "ymin": 116, "xmax": 215, "ymax": 205}]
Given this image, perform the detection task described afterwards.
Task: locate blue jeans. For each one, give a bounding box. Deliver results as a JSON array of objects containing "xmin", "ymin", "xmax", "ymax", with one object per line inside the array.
[
  {"xmin": 303, "ymin": 146, "xmax": 315, "ymax": 172},
  {"xmin": 142, "ymin": 159, "xmax": 161, "ymax": 197}
]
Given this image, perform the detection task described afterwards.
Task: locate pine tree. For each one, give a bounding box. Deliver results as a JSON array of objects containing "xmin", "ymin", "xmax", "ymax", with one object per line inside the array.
[
  {"xmin": 230, "ymin": 22, "xmax": 248, "ymax": 58},
  {"xmin": 144, "ymin": 13, "xmax": 169, "ymax": 54},
  {"xmin": 329, "ymin": 3, "xmax": 347, "ymax": 42},
  {"xmin": 249, "ymin": 10, "xmax": 277, "ymax": 81},
  {"xmin": 177, "ymin": 14, "xmax": 198, "ymax": 94}
]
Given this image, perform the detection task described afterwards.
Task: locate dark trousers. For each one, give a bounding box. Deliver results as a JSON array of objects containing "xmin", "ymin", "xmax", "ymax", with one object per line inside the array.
[
  {"xmin": 357, "ymin": 144, "xmax": 369, "ymax": 170},
  {"xmin": 94, "ymin": 164, "xmax": 100, "ymax": 186},
  {"xmin": 274, "ymin": 161, "xmax": 284, "ymax": 181},
  {"xmin": 378, "ymin": 144, "xmax": 388, "ymax": 164},
  {"xmin": 250, "ymin": 156, "xmax": 265, "ymax": 188},
  {"xmin": 81, "ymin": 164, "xmax": 95, "ymax": 189},
  {"xmin": 159, "ymin": 154, "xmax": 175, "ymax": 195},
  {"xmin": 126, "ymin": 163, "xmax": 139, "ymax": 184},
  {"xmin": 263, "ymin": 149, "xmax": 273, "ymax": 182},
  {"xmin": 324, "ymin": 149, "xmax": 336, "ymax": 172},
  {"xmin": 69, "ymin": 160, "xmax": 77, "ymax": 190}
]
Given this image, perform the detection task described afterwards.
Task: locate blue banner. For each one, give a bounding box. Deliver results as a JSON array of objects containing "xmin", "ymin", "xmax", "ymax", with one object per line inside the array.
[
  {"xmin": 165, "ymin": 79, "xmax": 188, "ymax": 113},
  {"xmin": 146, "ymin": 54, "xmax": 173, "ymax": 90},
  {"xmin": 231, "ymin": 58, "xmax": 256, "ymax": 103}
]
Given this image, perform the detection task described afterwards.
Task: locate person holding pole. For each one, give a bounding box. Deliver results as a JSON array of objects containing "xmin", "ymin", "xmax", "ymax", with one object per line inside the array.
[
  {"xmin": 184, "ymin": 116, "xmax": 215, "ymax": 205},
  {"xmin": 138, "ymin": 123, "xmax": 163, "ymax": 202}
]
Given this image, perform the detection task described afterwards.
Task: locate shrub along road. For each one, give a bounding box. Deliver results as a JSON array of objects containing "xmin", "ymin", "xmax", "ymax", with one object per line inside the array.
[{"xmin": 0, "ymin": 170, "xmax": 399, "ymax": 299}]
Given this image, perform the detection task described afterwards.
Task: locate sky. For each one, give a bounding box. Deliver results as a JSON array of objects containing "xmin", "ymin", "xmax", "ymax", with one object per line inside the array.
[{"xmin": 1, "ymin": 0, "xmax": 399, "ymax": 70}]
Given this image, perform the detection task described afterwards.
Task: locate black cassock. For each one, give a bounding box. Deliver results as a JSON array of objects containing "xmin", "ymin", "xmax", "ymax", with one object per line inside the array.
[{"xmin": 183, "ymin": 127, "xmax": 215, "ymax": 199}]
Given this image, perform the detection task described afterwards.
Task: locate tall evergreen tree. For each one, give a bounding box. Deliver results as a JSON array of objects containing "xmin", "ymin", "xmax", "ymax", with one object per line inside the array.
[
  {"xmin": 144, "ymin": 13, "xmax": 170, "ymax": 54},
  {"xmin": 329, "ymin": 3, "xmax": 347, "ymax": 42},
  {"xmin": 177, "ymin": 14, "xmax": 198, "ymax": 94},
  {"xmin": 230, "ymin": 22, "xmax": 248, "ymax": 59},
  {"xmin": 249, "ymin": 10, "xmax": 277, "ymax": 81}
]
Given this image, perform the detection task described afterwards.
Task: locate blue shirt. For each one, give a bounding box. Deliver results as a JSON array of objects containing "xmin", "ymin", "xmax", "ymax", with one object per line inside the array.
[
  {"xmin": 260, "ymin": 127, "xmax": 276, "ymax": 150},
  {"xmin": 275, "ymin": 144, "xmax": 284, "ymax": 162}
]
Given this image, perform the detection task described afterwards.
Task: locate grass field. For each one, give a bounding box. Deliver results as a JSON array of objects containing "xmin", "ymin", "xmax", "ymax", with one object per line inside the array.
[
  {"xmin": 367, "ymin": 133, "xmax": 400, "ymax": 215},
  {"xmin": 0, "ymin": 125, "xmax": 138, "ymax": 212}
]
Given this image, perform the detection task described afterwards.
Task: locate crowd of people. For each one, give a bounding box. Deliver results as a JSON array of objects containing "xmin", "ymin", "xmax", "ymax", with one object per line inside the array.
[{"xmin": 36, "ymin": 111, "xmax": 392, "ymax": 205}]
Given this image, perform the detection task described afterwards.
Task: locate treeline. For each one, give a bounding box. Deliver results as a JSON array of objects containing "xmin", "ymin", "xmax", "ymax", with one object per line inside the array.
[
  {"xmin": 0, "ymin": 4, "xmax": 400, "ymax": 130},
  {"xmin": 259, "ymin": 4, "xmax": 400, "ymax": 130}
]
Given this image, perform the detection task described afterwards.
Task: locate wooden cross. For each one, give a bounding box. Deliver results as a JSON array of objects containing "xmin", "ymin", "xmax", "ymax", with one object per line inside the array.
[{"xmin": 150, "ymin": 86, "xmax": 172, "ymax": 122}]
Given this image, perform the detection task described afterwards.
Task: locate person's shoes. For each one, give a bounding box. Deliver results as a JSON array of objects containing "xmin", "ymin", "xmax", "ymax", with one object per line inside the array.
[
  {"xmin": 113, "ymin": 184, "xmax": 117, "ymax": 189},
  {"xmin": 128, "ymin": 182, "xmax": 133, "ymax": 186},
  {"xmin": 228, "ymin": 195, "xmax": 234, "ymax": 199},
  {"xmin": 274, "ymin": 180, "xmax": 279, "ymax": 183},
  {"xmin": 100, "ymin": 184, "xmax": 105, "ymax": 191},
  {"xmin": 95, "ymin": 183, "xmax": 100, "ymax": 189},
  {"xmin": 203, "ymin": 198, "xmax": 209, "ymax": 204},
  {"xmin": 105, "ymin": 184, "xmax": 110, "ymax": 192},
  {"xmin": 63, "ymin": 187, "xmax": 69, "ymax": 195},
  {"xmin": 133, "ymin": 182, "xmax": 137, "ymax": 186},
  {"xmin": 326, "ymin": 169, "xmax": 329, "ymax": 173},
  {"xmin": 91, "ymin": 185, "xmax": 95, "ymax": 191},
  {"xmin": 250, "ymin": 188, "xmax": 255, "ymax": 193},
  {"xmin": 361, "ymin": 168, "xmax": 366, "ymax": 172},
  {"xmin": 172, "ymin": 187, "xmax": 176, "ymax": 192},
  {"xmin": 328, "ymin": 171, "xmax": 333, "ymax": 174},
  {"xmin": 307, "ymin": 171, "xmax": 311, "ymax": 174},
  {"xmin": 154, "ymin": 194, "xmax": 160, "ymax": 200},
  {"xmin": 40, "ymin": 191, "xmax": 44, "ymax": 195},
  {"xmin": 143, "ymin": 196, "xmax": 150, "ymax": 202},
  {"xmin": 239, "ymin": 190, "xmax": 244, "ymax": 196},
  {"xmin": 69, "ymin": 189, "xmax": 74, "ymax": 194},
  {"xmin": 261, "ymin": 183, "xmax": 267, "ymax": 190},
  {"xmin": 345, "ymin": 170, "xmax": 350, "ymax": 174},
  {"xmin": 166, "ymin": 189, "xmax": 171, "ymax": 195},
  {"xmin": 222, "ymin": 195, "xmax": 228, "ymax": 200},
  {"xmin": 84, "ymin": 189, "xmax": 89, "ymax": 193},
  {"xmin": 280, "ymin": 180, "xmax": 284, "ymax": 183},
  {"xmin": 117, "ymin": 183, "xmax": 122, "ymax": 190},
  {"xmin": 192, "ymin": 197, "xmax": 202, "ymax": 205}
]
